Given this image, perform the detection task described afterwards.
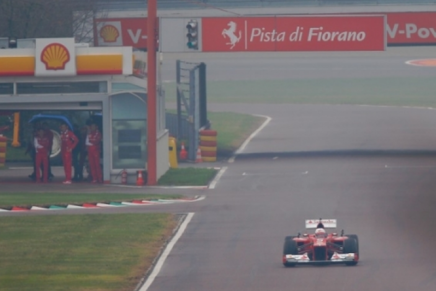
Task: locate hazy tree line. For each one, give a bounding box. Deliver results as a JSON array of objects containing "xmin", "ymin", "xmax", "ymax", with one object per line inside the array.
[{"xmin": 0, "ymin": 0, "xmax": 104, "ymax": 41}]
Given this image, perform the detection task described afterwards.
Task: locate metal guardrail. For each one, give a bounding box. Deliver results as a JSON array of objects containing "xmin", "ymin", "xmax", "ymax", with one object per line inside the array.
[{"xmin": 166, "ymin": 112, "xmax": 190, "ymax": 141}]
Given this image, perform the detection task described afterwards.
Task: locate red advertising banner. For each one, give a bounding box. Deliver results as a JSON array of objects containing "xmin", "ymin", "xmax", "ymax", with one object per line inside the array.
[
  {"xmin": 202, "ymin": 16, "xmax": 385, "ymax": 52},
  {"xmin": 386, "ymin": 12, "xmax": 436, "ymax": 45},
  {"xmin": 94, "ymin": 18, "xmax": 158, "ymax": 48}
]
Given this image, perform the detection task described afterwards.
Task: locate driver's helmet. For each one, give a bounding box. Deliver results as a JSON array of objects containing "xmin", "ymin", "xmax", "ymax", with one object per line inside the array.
[{"xmin": 315, "ymin": 228, "xmax": 327, "ymax": 238}]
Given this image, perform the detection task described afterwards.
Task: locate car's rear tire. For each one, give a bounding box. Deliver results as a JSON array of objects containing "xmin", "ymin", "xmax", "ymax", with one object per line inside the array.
[
  {"xmin": 343, "ymin": 237, "xmax": 358, "ymax": 266},
  {"xmin": 283, "ymin": 236, "xmax": 298, "ymax": 267}
]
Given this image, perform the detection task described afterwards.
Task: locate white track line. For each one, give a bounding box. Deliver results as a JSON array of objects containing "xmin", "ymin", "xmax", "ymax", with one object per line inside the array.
[
  {"xmin": 228, "ymin": 114, "xmax": 272, "ymax": 163},
  {"xmin": 138, "ymin": 212, "xmax": 195, "ymax": 291},
  {"xmin": 208, "ymin": 167, "xmax": 227, "ymax": 189},
  {"xmin": 385, "ymin": 165, "xmax": 436, "ymax": 169}
]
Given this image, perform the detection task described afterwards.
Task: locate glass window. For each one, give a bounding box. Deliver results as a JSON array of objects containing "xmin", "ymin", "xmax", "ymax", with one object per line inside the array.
[
  {"xmin": 0, "ymin": 83, "xmax": 13, "ymax": 95},
  {"xmin": 0, "ymin": 38, "xmax": 8, "ymax": 48},
  {"xmin": 111, "ymin": 92, "xmax": 146, "ymax": 120},
  {"xmin": 118, "ymin": 145, "xmax": 142, "ymax": 159},
  {"xmin": 111, "ymin": 92, "xmax": 147, "ymax": 169},
  {"xmin": 112, "ymin": 120, "xmax": 147, "ymax": 169},
  {"xmin": 16, "ymin": 81, "xmax": 107, "ymax": 94},
  {"xmin": 118, "ymin": 129, "xmax": 142, "ymax": 143},
  {"xmin": 157, "ymin": 89, "xmax": 165, "ymax": 135},
  {"xmin": 112, "ymin": 83, "xmax": 145, "ymax": 93}
]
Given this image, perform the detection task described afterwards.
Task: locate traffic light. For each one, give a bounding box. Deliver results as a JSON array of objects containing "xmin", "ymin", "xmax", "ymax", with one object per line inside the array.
[{"xmin": 186, "ymin": 20, "xmax": 198, "ymax": 50}]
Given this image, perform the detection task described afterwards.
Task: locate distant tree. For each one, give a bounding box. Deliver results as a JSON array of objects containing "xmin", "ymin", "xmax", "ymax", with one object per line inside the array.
[
  {"xmin": 0, "ymin": 0, "xmax": 102, "ymax": 41},
  {"xmin": 73, "ymin": 9, "xmax": 97, "ymax": 44}
]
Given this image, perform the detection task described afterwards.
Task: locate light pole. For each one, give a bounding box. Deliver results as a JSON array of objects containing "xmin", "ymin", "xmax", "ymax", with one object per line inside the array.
[{"xmin": 147, "ymin": 0, "xmax": 157, "ymax": 185}]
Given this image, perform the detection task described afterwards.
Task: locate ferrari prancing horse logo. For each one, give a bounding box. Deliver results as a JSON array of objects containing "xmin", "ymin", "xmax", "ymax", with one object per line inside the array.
[{"xmin": 222, "ymin": 21, "xmax": 241, "ymax": 49}]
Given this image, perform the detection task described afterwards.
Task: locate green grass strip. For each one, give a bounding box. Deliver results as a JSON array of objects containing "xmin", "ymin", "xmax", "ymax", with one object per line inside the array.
[
  {"xmin": 0, "ymin": 193, "xmax": 182, "ymax": 209},
  {"xmin": 207, "ymin": 112, "xmax": 266, "ymax": 156},
  {"xmin": 0, "ymin": 213, "xmax": 178, "ymax": 291},
  {"xmin": 166, "ymin": 111, "xmax": 266, "ymax": 156},
  {"xmin": 158, "ymin": 167, "xmax": 217, "ymax": 186},
  {"xmin": 164, "ymin": 77, "xmax": 436, "ymax": 106}
]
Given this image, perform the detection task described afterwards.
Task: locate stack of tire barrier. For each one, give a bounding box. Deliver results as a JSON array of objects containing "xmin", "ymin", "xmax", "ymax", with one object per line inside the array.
[
  {"xmin": 0, "ymin": 135, "xmax": 6, "ymax": 167},
  {"xmin": 199, "ymin": 130, "xmax": 217, "ymax": 162}
]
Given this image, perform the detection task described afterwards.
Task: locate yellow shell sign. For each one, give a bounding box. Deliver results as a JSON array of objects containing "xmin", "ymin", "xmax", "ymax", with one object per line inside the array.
[
  {"xmin": 40, "ymin": 43, "xmax": 70, "ymax": 70},
  {"xmin": 100, "ymin": 25, "xmax": 120, "ymax": 43}
]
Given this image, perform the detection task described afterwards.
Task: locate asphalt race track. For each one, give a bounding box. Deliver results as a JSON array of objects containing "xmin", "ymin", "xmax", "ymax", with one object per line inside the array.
[
  {"xmin": 4, "ymin": 47, "xmax": 436, "ymax": 290},
  {"xmin": 146, "ymin": 106, "xmax": 436, "ymax": 291},
  {"xmin": 148, "ymin": 48, "xmax": 436, "ymax": 291},
  {"xmin": 160, "ymin": 47, "xmax": 436, "ymax": 82}
]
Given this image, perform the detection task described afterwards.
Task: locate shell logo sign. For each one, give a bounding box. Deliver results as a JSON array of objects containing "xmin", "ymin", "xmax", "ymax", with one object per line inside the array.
[
  {"xmin": 95, "ymin": 21, "xmax": 123, "ymax": 46},
  {"xmin": 94, "ymin": 18, "xmax": 159, "ymax": 48},
  {"xmin": 40, "ymin": 43, "xmax": 70, "ymax": 70},
  {"xmin": 99, "ymin": 24, "xmax": 120, "ymax": 43},
  {"xmin": 0, "ymin": 37, "xmax": 133, "ymax": 77},
  {"xmin": 35, "ymin": 38, "xmax": 76, "ymax": 76}
]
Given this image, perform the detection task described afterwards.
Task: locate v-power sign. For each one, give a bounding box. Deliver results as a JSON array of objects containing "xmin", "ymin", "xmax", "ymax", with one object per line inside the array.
[{"xmin": 159, "ymin": 15, "xmax": 386, "ymax": 52}]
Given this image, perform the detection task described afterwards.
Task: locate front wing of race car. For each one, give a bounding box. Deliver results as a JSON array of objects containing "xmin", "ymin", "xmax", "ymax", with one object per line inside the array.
[{"xmin": 284, "ymin": 252, "xmax": 358, "ymax": 265}]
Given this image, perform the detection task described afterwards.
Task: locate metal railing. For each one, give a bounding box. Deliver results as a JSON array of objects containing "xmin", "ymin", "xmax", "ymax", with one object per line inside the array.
[{"xmin": 98, "ymin": 0, "xmax": 436, "ymax": 11}]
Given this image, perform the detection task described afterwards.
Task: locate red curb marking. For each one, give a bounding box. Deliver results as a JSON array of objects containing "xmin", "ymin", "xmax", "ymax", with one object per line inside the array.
[
  {"xmin": 11, "ymin": 206, "xmax": 29, "ymax": 211},
  {"xmin": 407, "ymin": 59, "xmax": 436, "ymax": 67},
  {"xmin": 82, "ymin": 203, "xmax": 98, "ymax": 208},
  {"xmin": 3, "ymin": 198, "xmax": 201, "ymax": 212}
]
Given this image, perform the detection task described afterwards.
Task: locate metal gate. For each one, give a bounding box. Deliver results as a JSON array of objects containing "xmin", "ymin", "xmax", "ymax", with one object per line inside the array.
[{"xmin": 166, "ymin": 60, "xmax": 208, "ymax": 161}]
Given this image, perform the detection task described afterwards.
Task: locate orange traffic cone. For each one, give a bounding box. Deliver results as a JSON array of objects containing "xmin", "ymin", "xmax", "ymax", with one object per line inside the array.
[
  {"xmin": 136, "ymin": 171, "xmax": 145, "ymax": 186},
  {"xmin": 179, "ymin": 141, "xmax": 187, "ymax": 161},
  {"xmin": 195, "ymin": 146, "xmax": 202, "ymax": 163}
]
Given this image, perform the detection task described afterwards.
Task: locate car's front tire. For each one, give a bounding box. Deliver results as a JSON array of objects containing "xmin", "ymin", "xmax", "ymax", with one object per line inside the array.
[
  {"xmin": 283, "ymin": 236, "xmax": 298, "ymax": 267},
  {"xmin": 343, "ymin": 236, "xmax": 359, "ymax": 266}
]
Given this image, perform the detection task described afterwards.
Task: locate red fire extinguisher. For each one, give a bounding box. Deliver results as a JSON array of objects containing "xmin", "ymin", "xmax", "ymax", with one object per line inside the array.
[{"xmin": 121, "ymin": 169, "xmax": 127, "ymax": 185}]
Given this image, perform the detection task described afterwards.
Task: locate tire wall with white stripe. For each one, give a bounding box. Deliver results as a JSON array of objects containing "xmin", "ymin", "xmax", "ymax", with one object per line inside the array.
[{"xmin": 199, "ymin": 130, "xmax": 217, "ymax": 162}]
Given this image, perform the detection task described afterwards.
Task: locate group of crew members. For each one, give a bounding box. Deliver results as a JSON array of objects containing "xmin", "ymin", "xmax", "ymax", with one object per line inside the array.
[{"xmin": 28, "ymin": 120, "xmax": 102, "ymax": 184}]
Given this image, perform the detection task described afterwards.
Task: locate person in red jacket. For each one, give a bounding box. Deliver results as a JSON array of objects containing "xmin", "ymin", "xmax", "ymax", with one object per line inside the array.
[
  {"xmin": 86, "ymin": 122, "xmax": 103, "ymax": 183},
  {"xmin": 34, "ymin": 128, "xmax": 51, "ymax": 183},
  {"xmin": 60, "ymin": 123, "xmax": 79, "ymax": 184}
]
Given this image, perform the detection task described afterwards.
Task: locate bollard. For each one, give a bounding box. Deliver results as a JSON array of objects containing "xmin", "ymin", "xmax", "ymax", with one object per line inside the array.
[{"xmin": 168, "ymin": 137, "xmax": 178, "ymax": 168}]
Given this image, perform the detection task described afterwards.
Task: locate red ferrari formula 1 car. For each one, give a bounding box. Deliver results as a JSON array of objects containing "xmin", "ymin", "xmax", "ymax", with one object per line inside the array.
[{"xmin": 282, "ymin": 219, "xmax": 359, "ymax": 267}]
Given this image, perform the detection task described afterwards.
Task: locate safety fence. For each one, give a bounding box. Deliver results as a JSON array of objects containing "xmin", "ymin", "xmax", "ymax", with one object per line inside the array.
[
  {"xmin": 99, "ymin": 0, "xmax": 436, "ymax": 11},
  {"xmin": 164, "ymin": 60, "xmax": 208, "ymax": 161},
  {"xmin": 166, "ymin": 112, "xmax": 190, "ymax": 142}
]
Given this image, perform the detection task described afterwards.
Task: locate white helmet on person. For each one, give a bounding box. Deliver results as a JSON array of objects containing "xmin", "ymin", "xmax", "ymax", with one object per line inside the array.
[{"xmin": 315, "ymin": 228, "xmax": 326, "ymax": 238}]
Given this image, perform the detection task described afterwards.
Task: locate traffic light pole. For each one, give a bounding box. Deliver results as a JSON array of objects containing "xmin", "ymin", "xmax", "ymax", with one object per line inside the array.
[{"xmin": 147, "ymin": 0, "xmax": 157, "ymax": 185}]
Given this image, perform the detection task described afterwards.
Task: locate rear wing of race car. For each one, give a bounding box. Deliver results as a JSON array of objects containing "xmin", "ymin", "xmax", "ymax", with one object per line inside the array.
[{"xmin": 305, "ymin": 219, "xmax": 337, "ymax": 229}]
